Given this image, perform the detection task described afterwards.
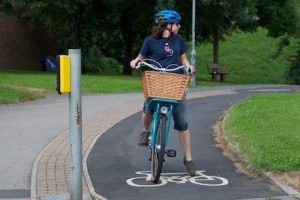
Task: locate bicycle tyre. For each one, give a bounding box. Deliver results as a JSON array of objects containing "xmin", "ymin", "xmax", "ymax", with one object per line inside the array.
[
  {"xmin": 151, "ymin": 114, "xmax": 167, "ymax": 183},
  {"xmin": 126, "ymin": 176, "xmax": 168, "ymax": 187}
]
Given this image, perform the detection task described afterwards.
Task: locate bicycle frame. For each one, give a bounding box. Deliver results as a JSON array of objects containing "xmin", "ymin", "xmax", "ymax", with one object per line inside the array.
[{"xmin": 148, "ymin": 98, "xmax": 179, "ymax": 148}]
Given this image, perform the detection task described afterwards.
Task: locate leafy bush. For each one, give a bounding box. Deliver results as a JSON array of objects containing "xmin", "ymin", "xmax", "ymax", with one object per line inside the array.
[
  {"xmin": 82, "ymin": 46, "xmax": 122, "ymax": 75},
  {"xmin": 287, "ymin": 48, "xmax": 300, "ymax": 84}
]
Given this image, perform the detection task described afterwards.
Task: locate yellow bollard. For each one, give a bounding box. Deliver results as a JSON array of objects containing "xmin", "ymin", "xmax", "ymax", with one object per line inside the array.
[{"xmin": 56, "ymin": 55, "xmax": 71, "ymax": 94}]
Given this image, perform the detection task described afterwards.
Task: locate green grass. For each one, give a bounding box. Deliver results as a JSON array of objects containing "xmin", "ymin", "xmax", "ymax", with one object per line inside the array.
[
  {"xmin": 0, "ymin": 85, "xmax": 43, "ymax": 104},
  {"xmin": 81, "ymin": 74, "xmax": 142, "ymax": 93},
  {"xmin": 224, "ymin": 92, "xmax": 300, "ymax": 172},
  {"xmin": 0, "ymin": 70, "xmax": 57, "ymax": 91},
  {"xmin": 0, "ymin": 69, "xmax": 225, "ymax": 104},
  {"xmin": 0, "ymin": 70, "xmax": 223, "ymax": 103},
  {"xmin": 0, "ymin": 70, "xmax": 143, "ymax": 103},
  {"xmin": 0, "ymin": 70, "xmax": 142, "ymax": 93}
]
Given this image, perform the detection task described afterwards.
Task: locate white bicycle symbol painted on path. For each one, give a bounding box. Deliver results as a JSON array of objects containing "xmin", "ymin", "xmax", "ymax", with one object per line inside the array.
[{"xmin": 126, "ymin": 170, "xmax": 229, "ymax": 187}]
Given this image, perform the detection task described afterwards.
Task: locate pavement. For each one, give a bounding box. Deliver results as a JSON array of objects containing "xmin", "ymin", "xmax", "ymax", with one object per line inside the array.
[
  {"xmin": 0, "ymin": 85, "xmax": 300, "ymax": 200},
  {"xmin": 0, "ymin": 92, "xmax": 143, "ymax": 198}
]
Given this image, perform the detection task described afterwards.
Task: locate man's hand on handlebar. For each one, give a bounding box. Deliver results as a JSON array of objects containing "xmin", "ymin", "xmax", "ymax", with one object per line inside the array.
[
  {"xmin": 186, "ymin": 65, "xmax": 196, "ymax": 75},
  {"xmin": 130, "ymin": 59, "xmax": 139, "ymax": 70},
  {"xmin": 130, "ymin": 55, "xmax": 145, "ymax": 70}
]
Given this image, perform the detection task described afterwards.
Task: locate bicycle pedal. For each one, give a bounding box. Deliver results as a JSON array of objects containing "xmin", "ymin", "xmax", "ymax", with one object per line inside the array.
[{"xmin": 166, "ymin": 149, "xmax": 176, "ymax": 157}]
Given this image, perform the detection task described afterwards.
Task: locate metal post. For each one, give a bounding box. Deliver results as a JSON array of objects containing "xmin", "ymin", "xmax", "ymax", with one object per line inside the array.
[
  {"xmin": 68, "ymin": 49, "xmax": 82, "ymax": 200},
  {"xmin": 190, "ymin": 0, "xmax": 196, "ymax": 85}
]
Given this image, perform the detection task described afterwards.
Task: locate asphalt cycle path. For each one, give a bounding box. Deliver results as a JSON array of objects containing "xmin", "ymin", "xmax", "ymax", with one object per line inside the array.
[{"xmin": 87, "ymin": 86, "xmax": 299, "ymax": 200}]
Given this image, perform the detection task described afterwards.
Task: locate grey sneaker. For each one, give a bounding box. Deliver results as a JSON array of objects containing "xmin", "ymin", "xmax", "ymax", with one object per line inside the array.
[
  {"xmin": 138, "ymin": 131, "xmax": 150, "ymax": 147},
  {"xmin": 183, "ymin": 158, "xmax": 197, "ymax": 176}
]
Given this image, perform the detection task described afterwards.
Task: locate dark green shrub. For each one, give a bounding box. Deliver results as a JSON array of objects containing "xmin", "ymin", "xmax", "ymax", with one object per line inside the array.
[
  {"xmin": 83, "ymin": 46, "xmax": 122, "ymax": 75},
  {"xmin": 287, "ymin": 48, "xmax": 300, "ymax": 84}
]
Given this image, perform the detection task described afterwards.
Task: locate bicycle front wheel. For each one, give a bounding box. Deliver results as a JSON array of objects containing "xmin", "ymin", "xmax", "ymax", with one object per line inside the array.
[{"xmin": 151, "ymin": 114, "xmax": 167, "ymax": 183}]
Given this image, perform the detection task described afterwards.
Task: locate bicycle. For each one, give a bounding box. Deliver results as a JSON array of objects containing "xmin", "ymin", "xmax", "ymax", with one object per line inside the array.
[{"xmin": 136, "ymin": 59, "xmax": 191, "ymax": 184}]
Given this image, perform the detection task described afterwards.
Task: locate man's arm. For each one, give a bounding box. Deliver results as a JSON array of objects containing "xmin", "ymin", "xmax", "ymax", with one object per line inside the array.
[
  {"xmin": 130, "ymin": 54, "xmax": 145, "ymax": 69},
  {"xmin": 181, "ymin": 53, "xmax": 196, "ymax": 74}
]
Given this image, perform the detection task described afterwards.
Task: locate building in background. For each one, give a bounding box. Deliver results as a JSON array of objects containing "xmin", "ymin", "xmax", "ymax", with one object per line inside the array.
[{"xmin": 0, "ymin": 16, "xmax": 57, "ymax": 70}]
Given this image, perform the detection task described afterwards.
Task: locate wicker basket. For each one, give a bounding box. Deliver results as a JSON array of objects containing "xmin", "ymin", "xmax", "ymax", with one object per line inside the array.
[{"xmin": 141, "ymin": 71, "xmax": 190, "ymax": 101}]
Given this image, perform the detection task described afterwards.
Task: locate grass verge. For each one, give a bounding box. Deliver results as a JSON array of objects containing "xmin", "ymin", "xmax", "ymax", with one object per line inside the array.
[
  {"xmin": 0, "ymin": 70, "xmax": 226, "ymax": 103},
  {"xmin": 224, "ymin": 92, "xmax": 300, "ymax": 172},
  {"xmin": 0, "ymin": 85, "xmax": 44, "ymax": 104}
]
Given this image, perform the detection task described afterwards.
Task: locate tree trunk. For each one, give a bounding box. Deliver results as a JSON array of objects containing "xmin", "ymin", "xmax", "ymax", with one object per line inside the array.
[
  {"xmin": 213, "ymin": 24, "xmax": 219, "ymax": 65},
  {"xmin": 121, "ymin": 8, "xmax": 133, "ymax": 75}
]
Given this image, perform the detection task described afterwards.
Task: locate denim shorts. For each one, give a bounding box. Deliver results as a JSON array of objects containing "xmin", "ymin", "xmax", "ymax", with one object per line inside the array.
[{"xmin": 143, "ymin": 97, "xmax": 188, "ymax": 131}]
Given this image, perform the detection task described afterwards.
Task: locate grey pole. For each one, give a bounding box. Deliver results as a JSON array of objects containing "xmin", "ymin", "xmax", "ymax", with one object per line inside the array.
[
  {"xmin": 68, "ymin": 49, "xmax": 82, "ymax": 200},
  {"xmin": 190, "ymin": 0, "xmax": 196, "ymax": 85}
]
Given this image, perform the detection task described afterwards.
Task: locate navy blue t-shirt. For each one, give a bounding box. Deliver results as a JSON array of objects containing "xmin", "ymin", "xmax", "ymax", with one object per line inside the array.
[{"xmin": 139, "ymin": 34, "xmax": 187, "ymax": 72}]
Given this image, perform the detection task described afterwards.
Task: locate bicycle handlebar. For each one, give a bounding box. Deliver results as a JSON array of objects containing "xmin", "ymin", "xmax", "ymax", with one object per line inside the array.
[{"xmin": 136, "ymin": 59, "xmax": 191, "ymax": 74}]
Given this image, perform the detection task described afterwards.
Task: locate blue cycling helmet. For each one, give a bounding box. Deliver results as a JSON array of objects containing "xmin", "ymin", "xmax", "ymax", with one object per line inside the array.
[{"xmin": 155, "ymin": 9, "xmax": 181, "ymax": 26}]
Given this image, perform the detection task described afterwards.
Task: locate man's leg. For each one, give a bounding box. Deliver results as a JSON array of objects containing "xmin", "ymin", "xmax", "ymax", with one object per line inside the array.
[
  {"xmin": 142, "ymin": 112, "xmax": 152, "ymax": 132},
  {"xmin": 178, "ymin": 129, "xmax": 192, "ymax": 161},
  {"xmin": 179, "ymin": 129, "xmax": 196, "ymax": 176},
  {"xmin": 139, "ymin": 112, "xmax": 152, "ymax": 146}
]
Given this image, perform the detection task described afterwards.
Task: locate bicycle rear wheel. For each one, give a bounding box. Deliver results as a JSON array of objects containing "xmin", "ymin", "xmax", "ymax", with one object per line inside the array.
[{"xmin": 151, "ymin": 114, "xmax": 166, "ymax": 183}]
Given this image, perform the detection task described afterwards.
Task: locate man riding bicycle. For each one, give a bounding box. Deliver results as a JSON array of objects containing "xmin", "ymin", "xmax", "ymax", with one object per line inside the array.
[{"xmin": 130, "ymin": 9, "xmax": 196, "ymax": 176}]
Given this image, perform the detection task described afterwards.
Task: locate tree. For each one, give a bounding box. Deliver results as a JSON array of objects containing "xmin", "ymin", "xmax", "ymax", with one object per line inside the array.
[
  {"xmin": 176, "ymin": 0, "xmax": 258, "ymax": 66},
  {"xmin": 177, "ymin": 0, "xmax": 297, "ymax": 67},
  {"xmin": 287, "ymin": 48, "xmax": 300, "ymax": 84},
  {"xmin": 9, "ymin": 0, "xmax": 97, "ymax": 49},
  {"xmin": 100, "ymin": 0, "xmax": 156, "ymax": 75},
  {"xmin": 8, "ymin": 0, "xmax": 156, "ymax": 74},
  {"xmin": 268, "ymin": 0, "xmax": 300, "ymax": 84},
  {"xmin": 257, "ymin": 0, "xmax": 300, "ymax": 84},
  {"xmin": 256, "ymin": 0, "xmax": 298, "ymax": 37},
  {"xmin": 6, "ymin": 0, "xmax": 298, "ymax": 76}
]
